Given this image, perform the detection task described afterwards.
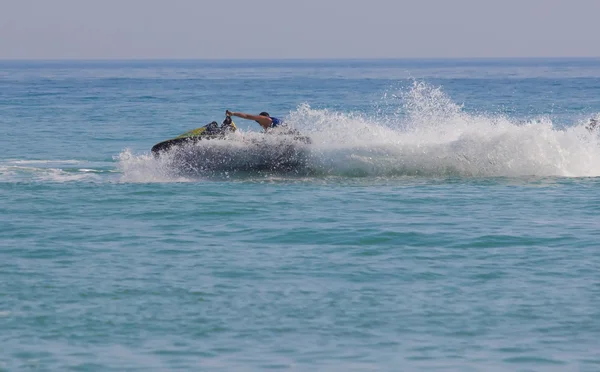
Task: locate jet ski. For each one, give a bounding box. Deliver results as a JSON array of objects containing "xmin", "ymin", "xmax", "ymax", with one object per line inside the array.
[
  {"xmin": 151, "ymin": 116, "xmax": 238, "ymax": 156},
  {"xmin": 151, "ymin": 116, "xmax": 312, "ymax": 173}
]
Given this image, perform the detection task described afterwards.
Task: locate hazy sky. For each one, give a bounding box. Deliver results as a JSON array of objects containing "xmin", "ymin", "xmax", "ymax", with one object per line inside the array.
[{"xmin": 1, "ymin": 0, "xmax": 600, "ymax": 59}]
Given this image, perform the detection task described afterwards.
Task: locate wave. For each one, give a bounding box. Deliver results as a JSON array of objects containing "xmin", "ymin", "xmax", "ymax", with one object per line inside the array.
[{"xmin": 0, "ymin": 159, "xmax": 115, "ymax": 183}]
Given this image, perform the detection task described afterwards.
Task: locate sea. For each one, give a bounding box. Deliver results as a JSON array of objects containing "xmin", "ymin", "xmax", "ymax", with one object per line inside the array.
[{"xmin": 1, "ymin": 59, "xmax": 599, "ymax": 371}]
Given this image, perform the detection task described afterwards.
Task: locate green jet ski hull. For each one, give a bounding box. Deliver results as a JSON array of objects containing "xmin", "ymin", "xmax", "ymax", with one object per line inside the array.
[
  {"xmin": 151, "ymin": 134, "xmax": 226, "ymax": 155},
  {"xmin": 151, "ymin": 121, "xmax": 236, "ymax": 156},
  {"xmin": 152, "ymin": 121, "xmax": 311, "ymax": 157}
]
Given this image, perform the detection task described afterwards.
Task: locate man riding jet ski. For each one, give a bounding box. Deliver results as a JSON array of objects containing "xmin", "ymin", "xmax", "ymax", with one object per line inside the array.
[{"xmin": 151, "ymin": 111, "xmax": 311, "ymax": 157}]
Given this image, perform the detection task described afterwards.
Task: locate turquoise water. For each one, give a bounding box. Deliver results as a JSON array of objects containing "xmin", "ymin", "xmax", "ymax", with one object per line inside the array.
[{"xmin": 1, "ymin": 59, "xmax": 600, "ymax": 371}]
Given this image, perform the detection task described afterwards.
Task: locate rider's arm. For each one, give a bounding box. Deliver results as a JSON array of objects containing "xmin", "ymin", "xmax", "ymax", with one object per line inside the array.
[{"xmin": 227, "ymin": 111, "xmax": 272, "ymax": 128}]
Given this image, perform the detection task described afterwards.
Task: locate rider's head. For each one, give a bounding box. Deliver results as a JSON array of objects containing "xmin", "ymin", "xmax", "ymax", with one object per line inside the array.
[{"xmin": 255, "ymin": 112, "xmax": 270, "ymax": 124}]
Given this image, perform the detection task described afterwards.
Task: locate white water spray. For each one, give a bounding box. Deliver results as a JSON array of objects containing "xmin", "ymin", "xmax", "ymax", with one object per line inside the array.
[{"xmin": 117, "ymin": 82, "xmax": 600, "ymax": 181}]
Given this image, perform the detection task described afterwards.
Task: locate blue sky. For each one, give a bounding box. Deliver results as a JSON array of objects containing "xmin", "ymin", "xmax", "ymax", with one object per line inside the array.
[{"xmin": 1, "ymin": 0, "xmax": 599, "ymax": 59}]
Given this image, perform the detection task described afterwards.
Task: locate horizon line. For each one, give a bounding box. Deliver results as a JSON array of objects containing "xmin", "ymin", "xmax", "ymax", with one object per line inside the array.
[{"xmin": 1, "ymin": 56, "xmax": 600, "ymax": 62}]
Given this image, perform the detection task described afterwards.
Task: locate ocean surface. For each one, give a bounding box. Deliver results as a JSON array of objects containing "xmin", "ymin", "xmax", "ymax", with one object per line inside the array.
[{"xmin": 1, "ymin": 59, "xmax": 600, "ymax": 371}]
